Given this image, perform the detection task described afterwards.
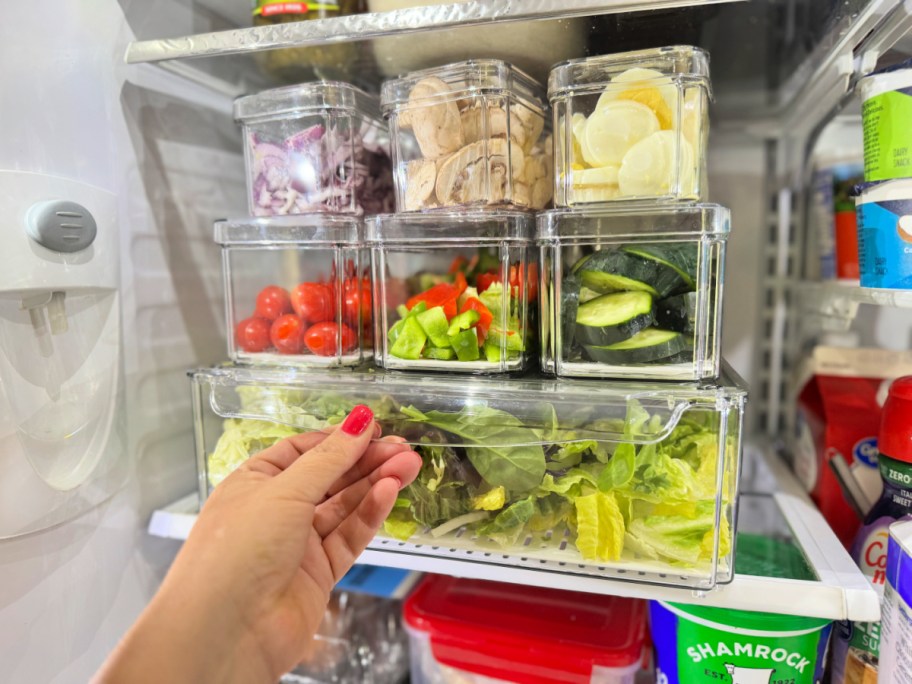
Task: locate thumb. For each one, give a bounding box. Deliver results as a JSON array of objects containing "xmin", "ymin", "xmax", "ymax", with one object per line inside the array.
[{"xmin": 275, "ymin": 405, "xmax": 378, "ymax": 504}]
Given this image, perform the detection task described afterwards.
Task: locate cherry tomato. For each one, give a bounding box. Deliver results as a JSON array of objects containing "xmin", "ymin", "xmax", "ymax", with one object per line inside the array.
[
  {"xmin": 255, "ymin": 285, "xmax": 292, "ymax": 321},
  {"xmin": 304, "ymin": 322, "xmax": 357, "ymax": 357},
  {"xmin": 270, "ymin": 314, "xmax": 306, "ymax": 354},
  {"xmin": 291, "ymin": 282, "xmax": 334, "ymax": 323},
  {"xmin": 343, "ymin": 279, "xmax": 372, "ymax": 329},
  {"xmin": 235, "ymin": 316, "xmax": 271, "ymax": 353}
]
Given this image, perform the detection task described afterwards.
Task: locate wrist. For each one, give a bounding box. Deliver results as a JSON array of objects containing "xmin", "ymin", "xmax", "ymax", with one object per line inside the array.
[{"xmin": 95, "ymin": 582, "xmax": 273, "ymax": 684}]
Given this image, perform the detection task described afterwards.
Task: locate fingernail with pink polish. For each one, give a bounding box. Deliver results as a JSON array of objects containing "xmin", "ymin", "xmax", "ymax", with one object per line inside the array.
[{"xmin": 341, "ymin": 404, "xmax": 374, "ymax": 436}]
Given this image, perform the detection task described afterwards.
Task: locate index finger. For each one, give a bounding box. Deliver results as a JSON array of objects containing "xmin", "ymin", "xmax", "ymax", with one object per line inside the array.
[{"xmin": 274, "ymin": 405, "xmax": 378, "ymax": 504}]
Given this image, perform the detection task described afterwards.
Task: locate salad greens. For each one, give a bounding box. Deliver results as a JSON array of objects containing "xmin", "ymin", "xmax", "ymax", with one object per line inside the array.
[{"xmin": 207, "ymin": 388, "xmax": 734, "ymax": 568}]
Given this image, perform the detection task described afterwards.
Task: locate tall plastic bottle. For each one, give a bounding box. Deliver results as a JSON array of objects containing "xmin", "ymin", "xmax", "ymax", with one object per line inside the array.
[{"xmin": 832, "ymin": 376, "xmax": 912, "ymax": 682}]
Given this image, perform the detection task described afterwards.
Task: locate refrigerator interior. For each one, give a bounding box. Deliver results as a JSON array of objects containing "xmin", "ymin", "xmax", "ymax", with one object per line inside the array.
[{"xmin": 2, "ymin": 0, "xmax": 912, "ymax": 680}]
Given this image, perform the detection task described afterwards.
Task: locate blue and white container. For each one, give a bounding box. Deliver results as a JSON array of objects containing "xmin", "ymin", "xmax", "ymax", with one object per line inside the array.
[
  {"xmin": 857, "ymin": 179, "xmax": 912, "ymax": 290},
  {"xmin": 878, "ymin": 519, "xmax": 912, "ymax": 683}
]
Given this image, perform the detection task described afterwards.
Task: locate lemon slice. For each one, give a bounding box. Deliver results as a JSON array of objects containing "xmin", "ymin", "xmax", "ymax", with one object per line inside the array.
[
  {"xmin": 615, "ymin": 87, "xmax": 674, "ymax": 129},
  {"xmin": 681, "ymin": 88, "xmax": 705, "ymax": 147},
  {"xmin": 571, "ymin": 112, "xmax": 588, "ymax": 166},
  {"xmin": 573, "ymin": 186, "xmax": 619, "ymax": 203},
  {"xmin": 597, "ymin": 68, "xmax": 680, "ymax": 131},
  {"xmin": 582, "ymin": 100, "xmax": 659, "ymax": 167},
  {"xmin": 573, "ymin": 165, "xmax": 619, "ymax": 187},
  {"xmin": 618, "ymin": 131, "xmax": 695, "ymax": 197}
]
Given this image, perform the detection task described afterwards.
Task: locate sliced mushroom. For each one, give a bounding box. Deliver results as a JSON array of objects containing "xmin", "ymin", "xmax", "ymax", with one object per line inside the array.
[
  {"xmin": 513, "ymin": 104, "xmax": 544, "ymax": 153},
  {"xmin": 522, "ymin": 156, "xmax": 546, "ymax": 184},
  {"xmin": 460, "ymin": 105, "xmax": 528, "ymax": 150},
  {"xmin": 407, "ymin": 77, "xmax": 464, "ymax": 159},
  {"xmin": 436, "ymin": 139, "xmax": 515, "ymax": 205},
  {"xmin": 403, "ymin": 159, "xmax": 437, "ymax": 211},
  {"xmin": 532, "ymin": 176, "xmax": 553, "ymax": 210},
  {"xmin": 512, "ymin": 181, "xmax": 531, "ymax": 207}
]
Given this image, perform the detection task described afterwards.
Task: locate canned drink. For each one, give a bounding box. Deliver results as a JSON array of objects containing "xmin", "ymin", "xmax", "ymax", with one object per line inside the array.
[{"xmin": 878, "ymin": 518, "xmax": 912, "ymax": 683}]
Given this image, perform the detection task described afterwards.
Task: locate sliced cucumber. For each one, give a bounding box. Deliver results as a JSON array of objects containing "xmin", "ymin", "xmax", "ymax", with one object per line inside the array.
[
  {"xmin": 623, "ymin": 244, "xmax": 697, "ymax": 290},
  {"xmin": 655, "ymin": 292, "xmax": 699, "ymax": 334},
  {"xmin": 583, "ymin": 328, "xmax": 686, "ymax": 364},
  {"xmin": 576, "ymin": 250, "xmax": 660, "ymax": 296},
  {"xmin": 560, "ymin": 275, "xmax": 582, "ymax": 350},
  {"xmin": 575, "ymin": 291, "xmax": 655, "ymax": 346},
  {"xmin": 576, "ymin": 249, "xmax": 686, "ymax": 298},
  {"xmin": 578, "ymin": 286, "xmax": 602, "ymax": 303}
]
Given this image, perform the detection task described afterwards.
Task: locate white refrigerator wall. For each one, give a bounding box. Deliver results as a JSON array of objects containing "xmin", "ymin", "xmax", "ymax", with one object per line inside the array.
[
  {"xmin": 0, "ymin": 2, "xmax": 772, "ymax": 680},
  {"xmin": 0, "ymin": 1, "xmax": 242, "ymax": 681}
]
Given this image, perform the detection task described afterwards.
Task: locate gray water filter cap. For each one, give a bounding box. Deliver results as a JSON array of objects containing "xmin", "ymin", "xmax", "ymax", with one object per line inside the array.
[{"xmin": 27, "ymin": 200, "xmax": 97, "ymax": 253}]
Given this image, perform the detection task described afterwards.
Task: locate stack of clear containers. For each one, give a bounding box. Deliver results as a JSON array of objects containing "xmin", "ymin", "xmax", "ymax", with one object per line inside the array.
[
  {"xmin": 371, "ymin": 59, "xmax": 550, "ymax": 375},
  {"xmin": 542, "ymin": 45, "xmax": 728, "ymax": 382},
  {"xmin": 220, "ymin": 81, "xmax": 394, "ymax": 368},
  {"xmin": 189, "ymin": 49, "xmax": 746, "ymax": 599}
]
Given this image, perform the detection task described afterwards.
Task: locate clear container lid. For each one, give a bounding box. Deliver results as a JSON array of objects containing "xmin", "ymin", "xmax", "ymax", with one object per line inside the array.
[
  {"xmin": 536, "ymin": 204, "xmax": 731, "ymax": 242},
  {"xmin": 234, "ymin": 81, "xmax": 384, "ymax": 125},
  {"xmin": 365, "ymin": 210, "xmax": 533, "ymax": 244},
  {"xmin": 380, "ymin": 59, "xmax": 547, "ymax": 115},
  {"xmin": 189, "ymin": 363, "xmax": 746, "ymax": 446},
  {"xmin": 404, "ymin": 575, "xmax": 646, "ymax": 676},
  {"xmin": 548, "ymin": 45, "xmax": 713, "ymax": 99},
  {"xmin": 214, "ymin": 215, "xmax": 363, "ymax": 246}
]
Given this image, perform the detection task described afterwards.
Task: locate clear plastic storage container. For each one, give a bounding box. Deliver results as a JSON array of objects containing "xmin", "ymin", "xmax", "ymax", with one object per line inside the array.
[
  {"xmin": 549, "ymin": 46, "xmax": 711, "ymax": 206},
  {"xmin": 235, "ymin": 81, "xmax": 394, "ymax": 217},
  {"xmin": 190, "ymin": 365, "xmax": 746, "ymax": 589},
  {"xmin": 216, "ymin": 216, "xmax": 370, "ymax": 368},
  {"xmin": 404, "ymin": 575, "xmax": 646, "ymax": 684},
  {"xmin": 538, "ymin": 204, "xmax": 729, "ymax": 381},
  {"xmin": 367, "ymin": 212, "xmax": 535, "ymax": 373},
  {"xmin": 380, "ymin": 60, "xmax": 552, "ymax": 211}
]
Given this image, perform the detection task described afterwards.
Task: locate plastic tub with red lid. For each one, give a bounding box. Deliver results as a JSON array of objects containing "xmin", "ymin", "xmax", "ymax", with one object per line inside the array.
[{"xmin": 403, "ymin": 575, "xmax": 647, "ymax": 684}]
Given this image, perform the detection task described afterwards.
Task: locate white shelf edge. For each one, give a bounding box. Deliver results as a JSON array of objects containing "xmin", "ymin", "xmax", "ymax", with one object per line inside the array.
[
  {"xmin": 125, "ymin": 0, "xmax": 742, "ymax": 64},
  {"xmin": 798, "ymin": 281, "xmax": 912, "ymax": 320},
  {"xmin": 148, "ymin": 447, "xmax": 881, "ymax": 621},
  {"xmin": 148, "ymin": 492, "xmax": 199, "ymax": 540}
]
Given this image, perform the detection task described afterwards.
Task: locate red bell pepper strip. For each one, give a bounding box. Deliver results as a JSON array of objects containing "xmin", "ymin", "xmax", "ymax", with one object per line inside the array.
[
  {"xmin": 476, "ymin": 271, "xmax": 500, "ymax": 294},
  {"xmin": 460, "ymin": 297, "xmax": 494, "ymax": 344},
  {"xmin": 448, "ymin": 255, "xmax": 468, "ymax": 274},
  {"xmin": 407, "ymin": 283, "xmax": 459, "ymax": 320},
  {"xmin": 454, "ymin": 271, "xmax": 468, "ymax": 296}
]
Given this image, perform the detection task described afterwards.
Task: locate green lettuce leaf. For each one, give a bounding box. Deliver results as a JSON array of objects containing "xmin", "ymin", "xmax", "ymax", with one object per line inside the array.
[
  {"xmin": 383, "ymin": 498, "xmax": 419, "ymax": 540},
  {"xmin": 597, "ymin": 442, "xmax": 636, "ymax": 492},
  {"xmin": 208, "ymin": 417, "xmax": 299, "ymax": 487},
  {"xmin": 574, "ymin": 490, "xmax": 626, "ymax": 562},
  {"xmin": 478, "ymin": 497, "xmax": 535, "ymax": 547},
  {"xmin": 401, "ymin": 405, "xmax": 546, "ymax": 494}
]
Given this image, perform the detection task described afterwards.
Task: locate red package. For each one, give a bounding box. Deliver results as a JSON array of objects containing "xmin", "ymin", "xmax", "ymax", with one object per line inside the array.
[{"xmin": 793, "ymin": 347, "xmax": 912, "ymax": 547}]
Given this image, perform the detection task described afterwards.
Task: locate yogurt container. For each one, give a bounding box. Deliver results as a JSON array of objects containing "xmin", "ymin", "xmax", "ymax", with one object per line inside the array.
[
  {"xmin": 856, "ymin": 179, "xmax": 912, "ymax": 289},
  {"xmin": 650, "ymin": 601, "xmax": 831, "ymax": 684},
  {"xmin": 860, "ymin": 60, "xmax": 912, "ymax": 183}
]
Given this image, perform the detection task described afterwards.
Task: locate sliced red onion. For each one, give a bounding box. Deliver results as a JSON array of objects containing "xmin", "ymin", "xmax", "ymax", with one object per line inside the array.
[{"xmin": 245, "ymin": 121, "xmax": 392, "ymax": 216}]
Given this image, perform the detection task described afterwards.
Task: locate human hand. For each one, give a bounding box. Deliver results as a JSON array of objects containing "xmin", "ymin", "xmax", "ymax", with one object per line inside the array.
[{"xmin": 95, "ymin": 405, "xmax": 422, "ymax": 684}]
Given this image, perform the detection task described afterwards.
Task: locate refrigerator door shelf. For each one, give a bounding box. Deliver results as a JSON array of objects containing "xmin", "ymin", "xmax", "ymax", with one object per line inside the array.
[{"xmin": 148, "ymin": 444, "xmax": 880, "ymax": 621}]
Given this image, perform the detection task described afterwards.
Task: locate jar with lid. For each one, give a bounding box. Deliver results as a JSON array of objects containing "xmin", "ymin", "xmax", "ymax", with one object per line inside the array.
[{"xmin": 252, "ymin": 0, "xmax": 364, "ymax": 83}]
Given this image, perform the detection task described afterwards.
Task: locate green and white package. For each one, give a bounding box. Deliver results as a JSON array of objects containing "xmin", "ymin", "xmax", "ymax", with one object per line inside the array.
[
  {"xmin": 650, "ymin": 601, "xmax": 832, "ymax": 684},
  {"xmin": 861, "ymin": 62, "xmax": 912, "ymax": 183}
]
